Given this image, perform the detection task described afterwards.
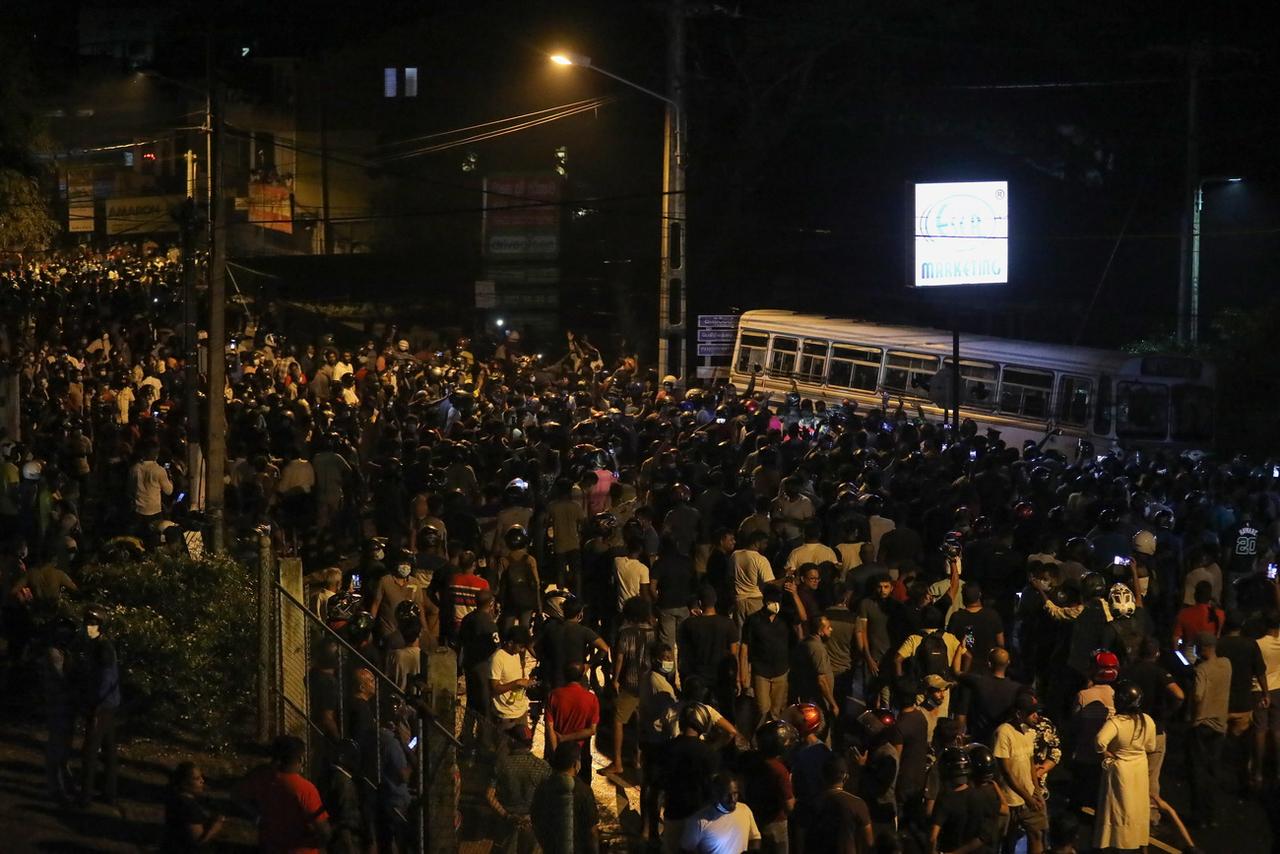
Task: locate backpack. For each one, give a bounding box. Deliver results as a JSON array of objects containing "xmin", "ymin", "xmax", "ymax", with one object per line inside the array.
[{"xmin": 911, "ymin": 631, "xmax": 952, "ymax": 679}]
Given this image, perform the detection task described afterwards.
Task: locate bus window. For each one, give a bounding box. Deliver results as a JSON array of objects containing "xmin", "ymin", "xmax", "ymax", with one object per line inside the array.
[
  {"xmin": 1094, "ymin": 375, "xmax": 1113, "ymax": 435},
  {"xmin": 768, "ymin": 336, "xmax": 799, "ymax": 378},
  {"xmin": 828, "ymin": 344, "xmax": 882, "ymax": 392},
  {"xmin": 1057, "ymin": 375, "xmax": 1093, "ymax": 425},
  {"xmin": 797, "ymin": 340, "xmax": 829, "ymax": 384},
  {"xmin": 1171, "ymin": 384, "xmax": 1213, "ymax": 443},
  {"xmin": 1115, "ymin": 381, "xmax": 1170, "ymax": 439},
  {"xmin": 735, "ymin": 331, "xmax": 768, "ymax": 374},
  {"xmin": 882, "ymin": 352, "xmax": 940, "ymax": 396},
  {"xmin": 943, "ymin": 358, "xmax": 999, "ymax": 409},
  {"xmin": 998, "ymin": 366, "xmax": 1054, "ymax": 419}
]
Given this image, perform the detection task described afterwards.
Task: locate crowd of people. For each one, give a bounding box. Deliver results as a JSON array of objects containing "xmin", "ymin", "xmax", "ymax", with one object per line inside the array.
[{"xmin": 5, "ymin": 245, "xmax": 1280, "ymax": 853}]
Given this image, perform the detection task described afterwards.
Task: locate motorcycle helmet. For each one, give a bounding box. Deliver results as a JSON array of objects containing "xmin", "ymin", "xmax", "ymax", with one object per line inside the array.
[
  {"xmin": 1081, "ymin": 572, "xmax": 1108, "ymax": 600},
  {"xmin": 505, "ymin": 525, "xmax": 530, "ymax": 551},
  {"xmin": 1113, "ymin": 679, "xmax": 1144, "ymax": 715},
  {"xmin": 755, "ymin": 719, "xmax": 800, "ymax": 758},
  {"xmin": 786, "ymin": 703, "xmax": 825, "ymax": 738},
  {"xmin": 680, "ymin": 702, "xmax": 714, "ymax": 736},
  {"xmin": 1108, "ymin": 583, "xmax": 1137, "ymax": 618},
  {"xmin": 940, "ymin": 745, "xmax": 971, "ymax": 781},
  {"xmin": 1092, "ymin": 649, "xmax": 1120, "ymax": 683},
  {"xmin": 1132, "ymin": 530, "xmax": 1157, "ymax": 556},
  {"xmin": 966, "ymin": 743, "xmax": 997, "ymax": 783}
]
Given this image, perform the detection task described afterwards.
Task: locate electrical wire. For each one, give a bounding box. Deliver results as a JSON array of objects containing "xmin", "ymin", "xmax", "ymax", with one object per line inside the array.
[{"xmin": 374, "ymin": 97, "xmax": 614, "ymax": 150}]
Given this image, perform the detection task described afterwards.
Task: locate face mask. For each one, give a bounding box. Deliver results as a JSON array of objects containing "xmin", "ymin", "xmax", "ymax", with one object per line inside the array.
[
  {"xmin": 765, "ymin": 601, "xmax": 780, "ymax": 615},
  {"xmin": 85, "ymin": 624, "xmax": 101, "ymax": 639},
  {"xmin": 395, "ymin": 564, "xmax": 412, "ymax": 579},
  {"xmin": 715, "ymin": 800, "xmax": 734, "ymax": 815},
  {"xmin": 658, "ymin": 660, "xmax": 674, "ymax": 675},
  {"xmin": 373, "ymin": 549, "xmax": 385, "ymax": 562}
]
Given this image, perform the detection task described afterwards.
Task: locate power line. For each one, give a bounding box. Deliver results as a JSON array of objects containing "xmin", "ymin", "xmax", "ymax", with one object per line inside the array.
[{"xmin": 374, "ymin": 97, "xmax": 615, "ymax": 150}]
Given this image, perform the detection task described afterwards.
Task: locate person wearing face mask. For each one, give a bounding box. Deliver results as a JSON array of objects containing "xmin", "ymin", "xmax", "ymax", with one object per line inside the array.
[
  {"xmin": 73, "ymin": 605, "xmax": 120, "ymax": 808},
  {"xmin": 639, "ymin": 642, "xmax": 678, "ymax": 841},
  {"xmin": 369, "ymin": 549, "xmax": 430, "ymax": 647},
  {"xmin": 679, "ymin": 772, "xmax": 761, "ymax": 854},
  {"xmin": 740, "ymin": 589, "xmax": 793, "ymax": 720}
]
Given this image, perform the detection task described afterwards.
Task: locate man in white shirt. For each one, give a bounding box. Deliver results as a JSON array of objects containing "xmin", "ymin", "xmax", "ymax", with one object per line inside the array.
[
  {"xmin": 127, "ymin": 445, "xmax": 173, "ymax": 527},
  {"xmin": 1255, "ymin": 611, "xmax": 1280, "ymax": 785},
  {"xmin": 784, "ymin": 520, "xmax": 838, "ymax": 574},
  {"xmin": 614, "ymin": 535, "xmax": 653, "ymax": 612},
  {"xmin": 488, "ymin": 625, "xmax": 535, "ymax": 732},
  {"xmin": 680, "ymin": 773, "xmax": 761, "ymax": 854},
  {"xmin": 993, "ymin": 693, "xmax": 1047, "ymax": 853},
  {"xmin": 733, "ymin": 531, "xmax": 775, "ymax": 623}
]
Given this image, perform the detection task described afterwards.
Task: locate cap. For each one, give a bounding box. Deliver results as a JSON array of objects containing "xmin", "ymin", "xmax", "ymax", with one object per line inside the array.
[
  {"xmin": 924, "ymin": 674, "xmax": 956, "ymax": 691},
  {"xmin": 1195, "ymin": 630, "xmax": 1218, "ymax": 649}
]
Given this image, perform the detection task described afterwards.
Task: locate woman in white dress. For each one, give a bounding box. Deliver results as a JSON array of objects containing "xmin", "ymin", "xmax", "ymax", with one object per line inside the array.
[{"xmin": 1094, "ymin": 679, "xmax": 1158, "ymax": 851}]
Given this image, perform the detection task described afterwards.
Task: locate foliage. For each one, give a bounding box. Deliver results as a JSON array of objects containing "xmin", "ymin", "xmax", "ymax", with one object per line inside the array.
[
  {"xmin": 76, "ymin": 551, "xmax": 258, "ymax": 750},
  {"xmin": 0, "ymin": 168, "xmax": 59, "ymax": 252}
]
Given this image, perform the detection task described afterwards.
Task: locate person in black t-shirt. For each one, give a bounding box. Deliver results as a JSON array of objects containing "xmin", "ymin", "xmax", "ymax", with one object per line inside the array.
[
  {"xmin": 740, "ymin": 591, "xmax": 793, "ymax": 719},
  {"xmin": 946, "ymin": 582, "xmax": 1004, "ymax": 673},
  {"xmin": 651, "ymin": 535, "xmax": 696, "ymax": 648},
  {"xmin": 930, "ymin": 747, "xmax": 979, "ymax": 854},
  {"xmin": 677, "ymin": 587, "xmax": 740, "ymax": 713},
  {"xmin": 957, "ymin": 648, "xmax": 1024, "ymax": 746},
  {"xmin": 658, "ymin": 705, "xmax": 721, "ymax": 839},
  {"xmin": 1118, "ymin": 636, "xmax": 1183, "ymax": 826},
  {"xmin": 537, "ymin": 598, "xmax": 610, "ymax": 690},
  {"xmin": 161, "ymin": 762, "xmax": 223, "ymax": 852},
  {"xmin": 459, "ymin": 591, "xmax": 500, "ymax": 743}
]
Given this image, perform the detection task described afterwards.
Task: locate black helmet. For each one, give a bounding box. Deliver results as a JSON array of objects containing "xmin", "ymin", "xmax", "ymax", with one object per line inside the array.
[
  {"xmin": 505, "ymin": 478, "xmax": 530, "ymax": 502},
  {"xmin": 505, "ymin": 525, "xmax": 531, "ymax": 550},
  {"xmin": 970, "ymin": 515, "xmax": 994, "ymax": 538},
  {"xmin": 670, "ymin": 482, "xmax": 692, "ymax": 503},
  {"xmin": 590, "ymin": 512, "xmax": 618, "ymax": 537},
  {"xmin": 940, "ymin": 745, "xmax": 971, "ymax": 781},
  {"xmin": 83, "ymin": 605, "xmax": 107, "ymax": 627},
  {"xmin": 679, "ymin": 702, "xmax": 714, "ymax": 736},
  {"xmin": 1097, "ymin": 506, "xmax": 1121, "ymax": 527},
  {"xmin": 343, "ymin": 612, "xmax": 374, "ymax": 645},
  {"xmin": 395, "ymin": 599, "xmax": 421, "ymax": 626},
  {"xmin": 1113, "ymin": 679, "xmax": 1144, "ymax": 715},
  {"xmin": 1081, "ymin": 572, "xmax": 1108, "ymax": 600},
  {"xmin": 364, "ymin": 536, "xmax": 388, "ymax": 556},
  {"xmin": 417, "ymin": 524, "xmax": 442, "ymax": 549},
  {"xmin": 755, "ymin": 719, "xmax": 799, "ymax": 758},
  {"xmin": 965, "ymin": 743, "xmax": 997, "ymax": 783},
  {"xmin": 326, "ymin": 590, "xmax": 362, "ymax": 623}
]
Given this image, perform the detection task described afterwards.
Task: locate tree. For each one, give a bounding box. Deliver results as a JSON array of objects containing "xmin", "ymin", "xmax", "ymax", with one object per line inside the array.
[{"xmin": 0, "ymin": 36, "xmax": 57, "ymax": 254}]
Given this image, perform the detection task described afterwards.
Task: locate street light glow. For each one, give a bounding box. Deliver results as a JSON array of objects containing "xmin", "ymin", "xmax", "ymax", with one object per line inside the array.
[
  {"xmin": 549, "ymin": 52, "xmax": 590, "ymax": 68},
  {"xmin": 550, "ymin": 54, "xmax": 573, "ymax": 66},
  {"xmin": 1227, "ymin": 177, "xmax": 1243, "ymax": 183}
]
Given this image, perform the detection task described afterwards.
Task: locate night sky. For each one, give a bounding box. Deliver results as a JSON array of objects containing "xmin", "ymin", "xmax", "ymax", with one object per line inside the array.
[{"xmin": 11, "ymin": 0, "xmax": 1280, "ymax": 350}]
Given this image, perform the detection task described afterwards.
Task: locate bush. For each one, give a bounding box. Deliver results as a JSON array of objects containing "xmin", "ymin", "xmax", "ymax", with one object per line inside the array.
[{"xmin": 76, "ymin": 551, "xmax": 258, "ymax": 750}]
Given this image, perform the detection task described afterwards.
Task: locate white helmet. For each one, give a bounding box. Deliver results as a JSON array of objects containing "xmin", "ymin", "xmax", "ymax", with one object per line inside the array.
[
  {"xmin": 1108, "ymin": 583, "xmax": 1136, "ymax": 618},
  {"xmin": 1132, "ymin": 530, "xmax": 1157, "ymax": 556},
  {"xmin": 21, "ymin": 460, "xmax": 43, "ymax": 481},
  {"xmin": 397, "ymin": 339, "xmax": 410, "ymax": 353},
  {"xmin": 662, "ymin": 375, "xmax": 678, "ymax": 387}
]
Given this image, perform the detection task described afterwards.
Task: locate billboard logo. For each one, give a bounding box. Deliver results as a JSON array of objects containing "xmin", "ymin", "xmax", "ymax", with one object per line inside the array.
[{"xmin": 912, "ymin": 181, "xmax": 1008, "ymax": 287}]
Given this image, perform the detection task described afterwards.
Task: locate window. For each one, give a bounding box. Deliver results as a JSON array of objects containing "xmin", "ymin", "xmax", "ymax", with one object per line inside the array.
[
  {"xmin": 943, "ymin": 358, "xmax": 999, "ymax": 409},
  {"xmin": 998, "ymin": 366, "xmax": 1054, "ymax": 418},
  {"xmin": 882, "ymin": 352, "xmax": 940, "ymax": 396},
  {"xmin": 796, "ymin": 340, "xmax": 828, "ymax": 384},
  {"xmin": 828, "ymin": 345, "xmax": 882, "ymax": 391},
  {"xmin": 1056, "ymin": 375, "xmax": 1093, "ymax": 425},
  {"xmin": 735, "ymin": 331, "xmax": 768, "ymax": 375},
  {"xmin": 1171, "ymin": 384, "xmax": 1213, "ymax": 442},
  {"xmin": 404, "ymin": 67, "xmax": 418, "ymax": 97},
  {"xmin": 383, "ymin": 67, "xmax": 397, "ymax": 98},
  {"xmin": 1094, "ymin": 375, "xmax": 1113, "ymax": 436},
  {"xmin": 1115, "ymin": 381, "xmax": 1169, "ymax": 439},
  {"xmin": 767, "ymin": 337, "xmax": 799, "ymax": 378}
]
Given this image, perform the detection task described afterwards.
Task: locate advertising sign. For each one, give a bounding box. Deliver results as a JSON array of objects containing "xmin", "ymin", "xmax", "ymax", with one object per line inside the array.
[
  {"xmin": 104, "ymin": 195, "xmax": 182, "ymax": 236},
  {"xmin": 482, "ymin": 174, "xmax": 562, "ymax": 261},
  {"xmin": 912, "ymin": 181, "xmax": 1008, "ymax": 286},
  {"xmin": 249, "ymin": 181, "xmax": 294, "ymax": 234},
  {"xmin": 66, "ymin": 168, "xmax": 95, "ymax": 233}
]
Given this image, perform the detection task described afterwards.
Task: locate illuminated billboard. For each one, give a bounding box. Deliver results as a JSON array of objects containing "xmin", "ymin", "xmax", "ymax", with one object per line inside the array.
[{"xmin": 912, "ymin": 181, "xmax": 1008, "ymax": 286}]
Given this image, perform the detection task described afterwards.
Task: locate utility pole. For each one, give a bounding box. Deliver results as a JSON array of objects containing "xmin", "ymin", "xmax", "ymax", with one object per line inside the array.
[
  {"xmin": 180, "ymin": 196, "xmax": 202, "ymax": 507},
  {"xmin": 206, "ymin": 75, "xmax": 228, "ymax": 553},
  {"xmin": 657, "ymin": 0, "xmax": 687, "ymax": 381},
  {"xmin": 320, "ymin": 94, "xmax": 333, "ymax": 255},
  {"xmin": 1175, "ymin": 46, "xmax": 1200, "ymax": 346}
]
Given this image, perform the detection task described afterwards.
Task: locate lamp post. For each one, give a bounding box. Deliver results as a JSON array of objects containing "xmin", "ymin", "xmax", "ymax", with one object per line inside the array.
[
  {"xmin": 1189, "ymin": 176, "xmax": 1242, "ymax": 346},
  {"xmin": 550, "ymin": 29, "xmax": 687, "ymax": 381}
]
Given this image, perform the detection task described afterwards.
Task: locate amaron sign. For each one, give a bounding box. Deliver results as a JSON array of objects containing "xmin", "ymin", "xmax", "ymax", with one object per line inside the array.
[{"xmin": 911, "ymin": 181, "xmax": 1008, "ymax": 287}]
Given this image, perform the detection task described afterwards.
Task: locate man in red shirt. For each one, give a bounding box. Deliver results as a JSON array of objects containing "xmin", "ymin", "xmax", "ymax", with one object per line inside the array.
[
  {"xmin": 234, "ymin": 735, "xmax": 331, "ymax": 854},
  {"xmin": 545, "ymin": 661, "xmax": 600, "ymax": 784},
  {"xmin": 1174, "ymin": 580, "xmax": 1225, "ymax": 653},
  {"xmin": 446, "ymin": 550, "xmax": 490, "ymax": 636}
]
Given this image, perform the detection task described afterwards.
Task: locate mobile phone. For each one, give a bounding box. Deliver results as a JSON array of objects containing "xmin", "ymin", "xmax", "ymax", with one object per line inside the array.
[
  {"xmin": 1269, "ymin": 563, "xmax": 1278, "ymax": 581},
  {"xmin": 969, "ymin": 449, "xmax": 978, "ymax": 462},
  {"xmin": 407, "ymin": 736, "xmax": 418, "ymax": 750},
  {"xmin": 1174, "ymin": 651, "xmax": 1190, "ymax": 666},
  {"xmin": 963, "ymin": 627, "xmax": 975, "ymax": 649},
  {"xmin": 352, "ymin": 573, "xmax": 362, "ymax": 590},
  {"xmin": 716, "ymin": 417, "xmax": 726, "ymax": 424},
  {"xmin": 1273, "ymin": 465, "xmax": 1279, "ymax": 478},
  {"xmin": 175, "ymin": 492, "xmax": 186, "ymax": 504},
  {"xmin": 1113, "ymin": 555, "xmax": 1132, "ymax": 567}
]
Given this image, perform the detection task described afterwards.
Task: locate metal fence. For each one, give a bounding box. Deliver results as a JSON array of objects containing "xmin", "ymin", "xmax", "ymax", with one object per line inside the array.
[{"xmin": 259, "ymin": 546, "xmax": 460, "ymax": 852}]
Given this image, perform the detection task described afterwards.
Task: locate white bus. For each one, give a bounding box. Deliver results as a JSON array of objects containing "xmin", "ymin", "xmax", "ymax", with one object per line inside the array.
[{"xmin": 728, "ymin": 310, "xmax": 1215, "ymax": 452}]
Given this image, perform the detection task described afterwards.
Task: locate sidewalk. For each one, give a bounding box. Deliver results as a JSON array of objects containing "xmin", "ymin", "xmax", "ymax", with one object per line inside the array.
[{"xmin": 0, "ymin": 706, "xmax": 258, "ymax": 853}]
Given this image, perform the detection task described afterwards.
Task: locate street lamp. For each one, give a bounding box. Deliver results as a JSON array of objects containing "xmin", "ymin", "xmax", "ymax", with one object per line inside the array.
[
  {"xmin": 1189, "ymin": 176, "xmax": 1243, "ymax": 345},
  {"xmin": 550, "ymin": 48, "xmax": 687, "ymax": 381}
]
